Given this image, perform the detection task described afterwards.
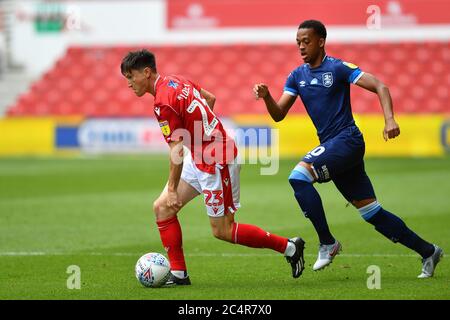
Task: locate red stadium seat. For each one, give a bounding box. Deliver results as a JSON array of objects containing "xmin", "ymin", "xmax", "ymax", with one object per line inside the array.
[{"xmin": 5, "ymin": 42, "xmax": 450, "ymax": 117}]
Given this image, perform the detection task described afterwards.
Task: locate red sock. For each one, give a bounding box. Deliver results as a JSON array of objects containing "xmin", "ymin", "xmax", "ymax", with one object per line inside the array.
[
  {"xmin": 231, "ymin": 222, "xmax": 288, "ymax": 254},
  {"xmin": 156, "ymin": 216, "xmax": 186, "ymax": 271}
]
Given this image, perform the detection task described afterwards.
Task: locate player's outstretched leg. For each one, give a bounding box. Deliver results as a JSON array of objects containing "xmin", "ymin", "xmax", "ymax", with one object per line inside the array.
[
  {"xmin": 358, "ymin": 201, "xmax": 443, "ymax": 278},
  {"xmin": 230, "ymin": 222, "xmax": 306, "ymax": 278},
  {"xmin": 210, "ymin": 215, "xmax": 306, "ymax": 278}
]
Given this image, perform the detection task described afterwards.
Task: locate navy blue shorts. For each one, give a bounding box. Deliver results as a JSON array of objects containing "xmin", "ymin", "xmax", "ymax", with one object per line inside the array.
[{"xmin": 301, "ymin": 126, "xmax": 376, "ymax": 202}]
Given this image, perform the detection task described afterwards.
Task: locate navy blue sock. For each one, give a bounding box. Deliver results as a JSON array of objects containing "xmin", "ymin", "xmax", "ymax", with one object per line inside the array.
[
  {"xmin": 289, "ymin": 178, "xmax": 335, "ymax": 245},
  {"xmin": 366, "ymin": 207, "xmax": 435, "ymax": 259}
]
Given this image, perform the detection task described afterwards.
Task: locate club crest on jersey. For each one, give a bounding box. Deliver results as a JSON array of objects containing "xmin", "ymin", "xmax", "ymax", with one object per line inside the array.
[
  {"xmin": 322, "ymin": 72, "xmax": 333, "ymax": 87},
  {"xmin": 167, "ymin": 80, "xmax": 179, "ymax": 89},
  {"xmin": 159, "ymin": 120, "xmax": 171, "ymax": 136}
]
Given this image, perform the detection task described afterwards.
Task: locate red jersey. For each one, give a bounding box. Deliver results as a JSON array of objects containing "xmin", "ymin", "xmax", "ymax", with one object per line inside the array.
[{"xmin": 153, "ymin": 75, "xmax": 237, "ymax": 174}]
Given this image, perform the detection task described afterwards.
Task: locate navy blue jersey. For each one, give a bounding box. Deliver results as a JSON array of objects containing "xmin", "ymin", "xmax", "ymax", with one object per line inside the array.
[{"xmin": 284, "ymin": 56, "xmax": 364, "ymax": 142}]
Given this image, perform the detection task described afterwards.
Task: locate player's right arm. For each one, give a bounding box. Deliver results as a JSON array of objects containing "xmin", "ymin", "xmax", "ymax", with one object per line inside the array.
[
  {"xmin": 167, "ymin": 139, "xmax": 184, "ymax": 210},
  {"xmin": 154, "ymin": 102, "xmax": 185, "ymax": 210},
  {"xmin": 254, "ymin": 84, "xmax": 296, "ymax": 122}
]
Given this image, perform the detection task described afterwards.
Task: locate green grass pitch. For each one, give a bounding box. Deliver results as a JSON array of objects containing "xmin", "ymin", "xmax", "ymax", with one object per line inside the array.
[{"xmin": 0, "ymin": 156, "xmax": 449, "ymax": 300}]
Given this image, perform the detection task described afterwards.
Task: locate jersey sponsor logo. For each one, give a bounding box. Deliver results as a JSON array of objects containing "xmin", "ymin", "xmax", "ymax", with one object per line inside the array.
[
  {"xmin": 322, "ymin": 72, "xmax": 333, "ymax": 87},
  {"xmin": 154, "ymin": 107, "xmax": 160, "ymax": 116},
  {"xmin": 310, "ymin": 78, "xmax": 319, "ymax": 85},
  {"xmin": 343, "ymin": 61, "xmax": 358, "ymax": 69},
  {"xmin": 159, "ymin": 120, "xmax": 171, "ymax": 136},
  {"xmin": 167, "ymin": 80, "xmax": 179, "ymax": 89}
]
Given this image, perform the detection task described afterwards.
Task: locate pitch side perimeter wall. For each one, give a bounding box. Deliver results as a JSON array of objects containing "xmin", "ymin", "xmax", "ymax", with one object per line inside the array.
[
  {"xmin": 0, "ymin": 115, "xmax": 448, "ymax": 157},
  {"xmin": 9, "ymin": 0, "xmax": 450, "ymax": 77}
]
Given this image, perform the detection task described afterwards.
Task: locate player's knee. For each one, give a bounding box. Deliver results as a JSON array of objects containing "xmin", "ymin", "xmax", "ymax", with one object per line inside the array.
[
  {"xmin": 211, "ymin": 228, "xmax": 224, "ymax": 240},
  {"xmin": 152, "ymin": 199, "xmax": 166, "ymax": 216},
  {"xmin": 153, "ymin": 199, "xmax": 178, "ymax": 220},
  {"xmin": 211, "ymin": 223, "xmax": 233, "ymax": 242},
  {"xmin": 353, "ymin": 199, "xmax": 377, "ymax": 209},
  {"xmin": 358, "ymin": 200, "xmax": 381, "ymax": 221},
  {"xmin": 152, "ymin": 200, "xmax": 160, "ymax": 215},
  {"xmin": 211, "ymin": 228, "xmax": 227, "ymax": 241},
  {"xmin": 288, "ymin": 164, "xmax": 314, "ymax": 188}
]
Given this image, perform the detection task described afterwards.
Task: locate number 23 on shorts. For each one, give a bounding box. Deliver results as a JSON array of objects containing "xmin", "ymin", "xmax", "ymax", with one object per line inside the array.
[{"xmin": 203, "ymin": 190, "xmax": 224, "ymax": 207}]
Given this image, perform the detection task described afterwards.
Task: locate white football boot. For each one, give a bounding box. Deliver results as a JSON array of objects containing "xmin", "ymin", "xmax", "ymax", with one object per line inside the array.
[
  {"xmin": 418, "ymin": 245, "xmax": 443, "ymax": 278},
  {"xmin": 313, "ymin": 240, "xmax": 342, "ymax": 271}
]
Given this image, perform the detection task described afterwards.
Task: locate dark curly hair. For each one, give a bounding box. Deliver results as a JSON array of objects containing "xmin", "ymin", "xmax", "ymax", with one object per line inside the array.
[{"xmin": 298, "ymin": 20, "xmax": 327, "ymax": 39}]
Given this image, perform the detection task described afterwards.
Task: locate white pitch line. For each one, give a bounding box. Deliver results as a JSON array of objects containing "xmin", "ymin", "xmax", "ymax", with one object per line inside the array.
[{"xmin": 0, "ymin": 252, "xmax": 419, "ymax": 257}]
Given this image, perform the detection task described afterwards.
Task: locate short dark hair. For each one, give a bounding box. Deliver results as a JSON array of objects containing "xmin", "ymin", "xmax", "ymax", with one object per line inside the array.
[
  {"xmin": 298, "ymin": 20, "xmax": 327, "ymax": 39},
  {"xmin": 120, "ymin": 49, "xmax": 157, "ymax": 75}
]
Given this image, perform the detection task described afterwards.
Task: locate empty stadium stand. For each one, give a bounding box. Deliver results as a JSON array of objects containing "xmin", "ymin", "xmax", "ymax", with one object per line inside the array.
[{"xmin": 6, "ymin": 42, "xmax": 450, "ymax": 117}]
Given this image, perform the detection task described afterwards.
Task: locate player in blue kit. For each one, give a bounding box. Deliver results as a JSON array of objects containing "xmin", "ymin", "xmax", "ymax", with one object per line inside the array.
[{"xmin": 254, "ymin": 20, "xmax": 443, "ymax": 278}]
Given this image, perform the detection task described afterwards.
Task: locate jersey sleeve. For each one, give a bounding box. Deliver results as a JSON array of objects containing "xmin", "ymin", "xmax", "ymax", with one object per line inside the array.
[
  {"xmin": 336, "ymin": 61, "xmax": 365, "ymax": 84},
  {"xmin": 155, "ymin": 104, "xmax": 184, "ymax": 144},
  {"xmin": 283, "ymin": 72, "xmax": 299, "ymax": 96}
]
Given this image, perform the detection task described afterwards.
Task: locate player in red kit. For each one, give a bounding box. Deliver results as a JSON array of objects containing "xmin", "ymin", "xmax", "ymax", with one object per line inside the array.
[{"xmin": 121, "ymin": 49, "xmax": 305, "ymax": 285}]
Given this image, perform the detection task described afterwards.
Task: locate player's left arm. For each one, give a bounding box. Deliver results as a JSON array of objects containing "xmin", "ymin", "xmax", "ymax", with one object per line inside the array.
[
  {"xmin": 200, "ymin": 88, "xmax": 216, "ymax": 110},
  {"xmin": 355, "ymin": 73, "xmax": 400, "ymax": 141},
  {"xmin": 167, "ymin": 139, "xmax": 184, "ymax": 210}
]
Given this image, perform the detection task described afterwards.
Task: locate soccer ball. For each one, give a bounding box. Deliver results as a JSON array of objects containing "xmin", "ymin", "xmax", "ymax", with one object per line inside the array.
[{"xmin": 135, "ymin": 252, "xmax": 171, "ymax": 288}]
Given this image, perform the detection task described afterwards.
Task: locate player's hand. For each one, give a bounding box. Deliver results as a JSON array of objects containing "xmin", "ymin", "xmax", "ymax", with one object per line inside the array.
[
  {"xmin": 253, "ymin": 83, "xmax": 269, "ymax": 99},
  {"xmin": 383, "ymin": 118, "xmax": 400, "ymax": 141},
  {"xmin": 167, "ymin": 190, "xmax": 182, "ymax": 210}
]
